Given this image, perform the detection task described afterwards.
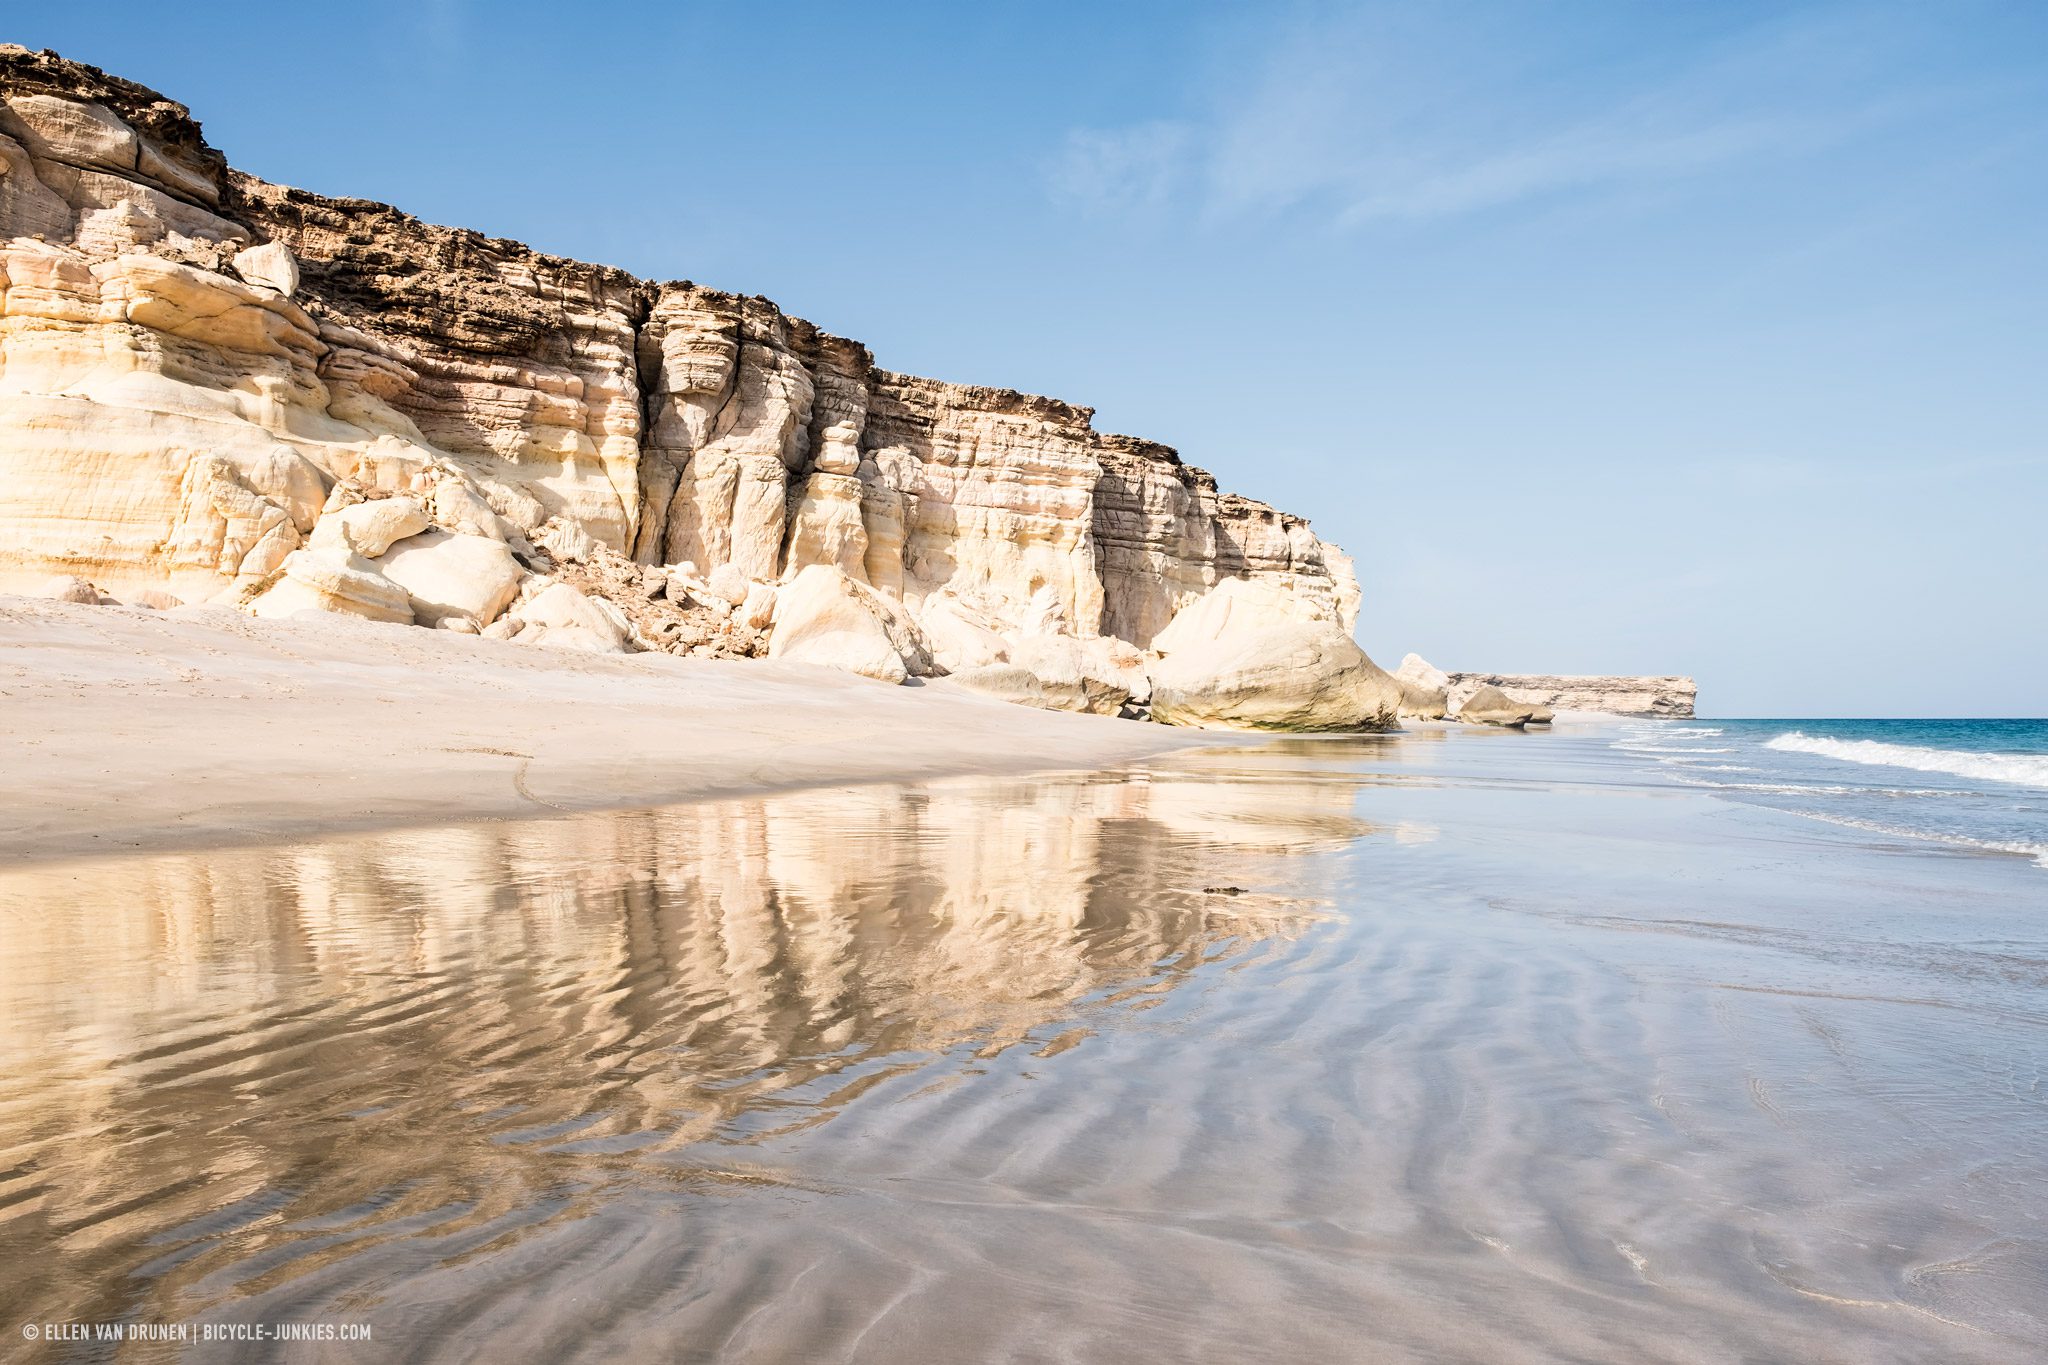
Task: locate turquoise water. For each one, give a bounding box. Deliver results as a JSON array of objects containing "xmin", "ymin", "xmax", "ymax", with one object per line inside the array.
[{"xmin": 1613, "ymin": 717, "xmax": 2048, "ymax": 868}]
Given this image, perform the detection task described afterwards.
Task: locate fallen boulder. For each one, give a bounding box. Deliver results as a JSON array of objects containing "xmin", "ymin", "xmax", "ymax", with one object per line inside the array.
[
  {"xmin": 707, "ymin": 562, "xmax": 750, "ymax": 606},
  {"xmin": 428, "ymin": 478, "xmax": 520, "ymax": 543},
  {"xmin": 947, "ymin": 635, "xmax": 1145, "ymax": 716},
  {"xmin": 1151, "ymin": 621, "xmax": 1402, "ymax": 732},
  {"xmin": 946, "ymin": 663, "xmax": 1090, "ymax": 712},
  {"xmin": 738, "ymin": 582, "xmax": 777, "ymax": 632},
  {"xmin": 1393, "ymin": 676, "xmax": 1449, "ymax": 720},
  {"xmin": 249, "ymin": 549, "xmax": 413, "ymax": 625},
  {"xmin": 306, "ymin": 496, "xmax": 430, "ymax": 559},
  {"xmin": 917, "ymin": 594, "xmax": 1011, "ymax": 673},
  {"xmin": 495, "ymin": 581, "xmax": 631, "ymax": 653},
  {"xmin": 768, "ymin": 565, "xmax": 927, "ymax": 683},
  {"xmin": 378, "ymin": 530, "xmax": 524, "ymax": 627},
  {"xmin": 1395, "ymin": 652, "xmax": 1451, "ymax": 692},
  {"xmin": 38, "ymin": 575, "xmax": 106, "ymax": 606},
  {"xmin": 1456, "ymin": 683, "xmax": 1554, "ymax": 728}
]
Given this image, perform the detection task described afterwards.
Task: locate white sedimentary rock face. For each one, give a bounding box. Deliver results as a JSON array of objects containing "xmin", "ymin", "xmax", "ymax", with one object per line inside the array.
[{"xmin": 0, "ymin": 52, "xmax": 1369, "ymax": 723}]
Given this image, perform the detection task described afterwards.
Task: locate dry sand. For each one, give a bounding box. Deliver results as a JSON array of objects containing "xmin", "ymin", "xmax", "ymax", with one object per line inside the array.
[{"xmin": 0, "ymin": 596, "xmax": 1233, "ymax": 863}]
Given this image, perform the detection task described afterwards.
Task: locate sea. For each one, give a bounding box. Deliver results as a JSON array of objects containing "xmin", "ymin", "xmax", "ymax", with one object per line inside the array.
[{"xmin": 1614, "ymin": 717, "xmax": 2048, "ymax": 870}]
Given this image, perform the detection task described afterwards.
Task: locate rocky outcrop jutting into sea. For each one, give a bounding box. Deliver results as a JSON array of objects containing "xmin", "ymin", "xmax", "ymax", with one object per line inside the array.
[
  {"xmin": 1445, "ymin": 673, "xmax": 1697, "ymax": 719},
  {"xmin": 1392, "ymin": 656, "xmax": 1695, "ymax": 720},
  {"xmin": 0, "ymin": 47, "xmax": 1402, "ymax": 728},
  {"xmin": 1394, "ymin": 656, "xmax": 1696, "ymax": 720}
]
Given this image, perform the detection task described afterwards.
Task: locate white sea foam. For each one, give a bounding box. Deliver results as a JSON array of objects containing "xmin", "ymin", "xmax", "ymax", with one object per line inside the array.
[
  {"xmin": 1614, "ymin": 743, "xmax": 1734, "ymax": 754},
  {"xmin": 1766, "ymin": 733, "xmax": 2048, "ymax": 789},
  {"xmin": 1671, "ymin": 778, "xmax": 1970, "ymax": 798},
  {"xmin": 1779, "ymin": 808, "xmax": 2048, "ymax": 869}
]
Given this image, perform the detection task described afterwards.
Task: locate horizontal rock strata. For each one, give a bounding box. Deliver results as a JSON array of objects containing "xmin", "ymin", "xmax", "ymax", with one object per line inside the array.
[
  {"xmin": 0, "ymin": 46, "xmax": 1370, "ymax": 724},
  {"xmin": 1444, "ymin": 673, "xmax": 1698, "ymax": 719}
]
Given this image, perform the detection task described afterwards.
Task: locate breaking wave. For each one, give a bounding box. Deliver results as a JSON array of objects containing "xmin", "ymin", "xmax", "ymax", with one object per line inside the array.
[{"xmin": 1765, "ymin": 733, "xmax": 2048, "ymax": 789}]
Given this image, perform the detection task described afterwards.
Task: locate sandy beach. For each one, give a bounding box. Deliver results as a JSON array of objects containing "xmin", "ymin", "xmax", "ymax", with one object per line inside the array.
[
  {"xmin": 0, "ymin": 597, "xmax": 1232, "ymax": 864},
  {"xmin": 3, "ymin": 712, "xmax": 2042, "ymax": 1362}
]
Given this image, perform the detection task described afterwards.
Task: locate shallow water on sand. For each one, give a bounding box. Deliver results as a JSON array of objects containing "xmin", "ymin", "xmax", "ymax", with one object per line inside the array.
[{"xmin": 2, "ymin": 729, "xmax": 2044, "ymax": 1362}]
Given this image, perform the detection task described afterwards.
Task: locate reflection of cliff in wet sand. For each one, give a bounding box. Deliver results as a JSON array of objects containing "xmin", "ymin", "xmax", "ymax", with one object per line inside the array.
[{"xmin": 0, "ymin": 753, "xmax": 1369, "ymax": 1334}]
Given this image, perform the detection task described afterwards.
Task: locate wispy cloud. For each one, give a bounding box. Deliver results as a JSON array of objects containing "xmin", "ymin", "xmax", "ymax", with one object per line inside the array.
[
  {"xmin": 1048, "ymin": 4, "xmax": 1941, "ymax": 227},
  {"xmin": 1335, "ymin": 114, "xmax": 1824, "ymax": 225},
  {"xmin": 1044, "ymin": 121, "xmax": 1192, "ymax": 218}
]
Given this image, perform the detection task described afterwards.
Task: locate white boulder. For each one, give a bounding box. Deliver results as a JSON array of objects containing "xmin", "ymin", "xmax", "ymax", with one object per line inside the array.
[
  {"xmin": 917, "ymin": 595, "xmax": 1012, "ymax": 674},
  {"xmin": 1150, "ymin": 621, "xmax": 1402, "ymax": 732},
  {"xmin": 768, "ymin": 565, "xmax": 921, "ymax": 683},
  {"xmin": 945, "ymin": 636, "xmax": 1147, "ymax": 716},
  {"xmin": 499, "ymin": 581, "xmax": 631, "ymax": 653},
  {"xmin": 377, "ymin": 529, "xmax": 524, "ymax": 627},
  {"xmin": 1391, "ymin": 653, "xmax": 1451, "ymax": 720},
  {"xmin": 530, "ymin": 517, "xmax": 598, "ymax": 563},
  {"xmin": 249, "ymin": 549, "xmax": 414, "ymax": 625},
  {"xmin": 39, "ymin": 575, "xmax": 106, "ymax": 605},
  {"xmin": 306, "ymin": 496, "xmax": 430, "ymax": 559},
  {"xmin": 738, "ymin": 582, "xmax": 778, "ymax": 631},
  {"xmin": 1396, "ymin": 652, "xmax": 1451, "ymax": 692},
  {"xmin": 1393, "ymin": 678, "xmax": 1449, "ymax": 720},
  {"xmin": 429, "ymin": 479, "xmax": 519, "ymax": 543},
  {"xmin": 707, "ymin": 562, "xmax": 750, "ymax": 606},
  {"xmin": 1456, "ymin": 684, "xmax": 1553, "ymax": 728}
]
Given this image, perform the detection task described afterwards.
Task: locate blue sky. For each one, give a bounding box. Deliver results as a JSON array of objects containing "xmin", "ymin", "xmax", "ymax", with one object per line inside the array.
[{"xmin": 17, "ymin": 2, "xmax": 2046, "ymax": 715}]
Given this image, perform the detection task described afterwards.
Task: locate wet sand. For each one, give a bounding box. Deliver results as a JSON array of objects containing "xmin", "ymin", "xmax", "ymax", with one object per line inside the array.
[
  {"xmin": 0, "ymin": 596, "xmax": 1228, "ymax": 863},
  {"xmin": 2, "ymin": 728, "xmax": 2042, "ymax": 1362}
]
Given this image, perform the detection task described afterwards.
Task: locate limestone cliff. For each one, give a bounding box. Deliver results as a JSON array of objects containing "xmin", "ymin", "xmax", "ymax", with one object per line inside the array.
[
  {"xmin": 1445, "ymin": 673, "xmax": 1698, "ymax": 719},
  {"xmin": 0, "ymin": 48, "xmax": 1362, "ymax": 701}
]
